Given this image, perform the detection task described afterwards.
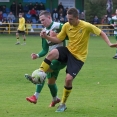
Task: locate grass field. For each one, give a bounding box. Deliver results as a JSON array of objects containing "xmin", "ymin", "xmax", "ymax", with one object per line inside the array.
[{"xmin": 0, "ymin": 34, "xmax": 117, "ymax": 117}]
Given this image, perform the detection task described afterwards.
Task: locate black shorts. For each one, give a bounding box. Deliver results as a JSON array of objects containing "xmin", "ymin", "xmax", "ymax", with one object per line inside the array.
[
  {"xmin": 56, "ymin": 46, "xmax": 84, "ymax": 78},
  {"xmin": 17, "ymin": 30, "xmax": 25, "ymax": 35}
]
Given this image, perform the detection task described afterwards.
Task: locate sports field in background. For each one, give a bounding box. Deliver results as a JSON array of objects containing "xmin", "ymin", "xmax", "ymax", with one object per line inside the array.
[{"xmin": 0, "ymin": 34, "xmax": 117, "ymax": 117}]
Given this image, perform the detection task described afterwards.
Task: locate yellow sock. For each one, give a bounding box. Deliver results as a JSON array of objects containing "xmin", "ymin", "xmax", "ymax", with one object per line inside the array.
[
  {"xmin": 61, "ymin": 87, "xmax": 72, "ymax": 104},
  {"xmin": 39, "ymin": 58, "xmax": 51, "ymax": 72},
  {"xmin": 17, "ymin": 38, "xmax": 19, "ymax": 42}
]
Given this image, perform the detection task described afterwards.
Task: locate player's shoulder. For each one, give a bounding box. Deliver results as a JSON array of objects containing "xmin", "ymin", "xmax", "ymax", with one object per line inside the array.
[{"xmin": 53, "ymin": 21, "xmax": 63, "ymax": 26}]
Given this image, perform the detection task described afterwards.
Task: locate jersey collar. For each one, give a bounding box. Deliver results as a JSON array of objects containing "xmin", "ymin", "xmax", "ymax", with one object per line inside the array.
[{"xmin": 46, "ymin": 21, "xmax": 54, "ymax": 30}]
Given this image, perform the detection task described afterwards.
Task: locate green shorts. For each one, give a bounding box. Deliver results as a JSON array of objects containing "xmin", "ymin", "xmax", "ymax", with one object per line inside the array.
[{"xmin": 46, "ymin": 60, "xmax": 66, "ymax": 79}]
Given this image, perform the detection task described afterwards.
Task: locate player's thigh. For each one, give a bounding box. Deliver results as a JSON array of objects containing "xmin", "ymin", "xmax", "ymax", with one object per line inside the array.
[
  {"xmin": 66, "ymin": 54, "xmax": 84, "ymax": 78},
  {"xmin": 50, "ymin": 60, "xmax": 66, "ymax": 71},
  {"xmin": 47, "ymin": 49, "xmax": 59, "ymax": 60},
  {"xmin": 16, "ymin": 30, "xmax": 20, "ymax": 35},
  {"xmin": 47, "ymin": 70, "xmax": 59, "ymax": 81},
  {"xmin": 21, "ymin": 31, "xmax": 25, "ymax": 35},
  {"xmin": 56, "ymin": 46, "xmax": 69, "ymax": 62}
]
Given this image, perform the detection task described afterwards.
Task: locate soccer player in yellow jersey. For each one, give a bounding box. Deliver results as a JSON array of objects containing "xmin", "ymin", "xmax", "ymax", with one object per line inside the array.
[
  {"xmin": 39, "ymin": 8, "xmax": 117, "ymax": 112},
  {"xmin": 16, "ymin": 13, "xmax": 26, "ymax": 45}
]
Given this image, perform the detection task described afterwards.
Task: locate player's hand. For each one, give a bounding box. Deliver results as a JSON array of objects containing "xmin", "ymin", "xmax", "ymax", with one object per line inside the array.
[
  {"xmin": 109, "ymin": 43, "xmax": 117, "ymax": 47},
  {"xmin": 40, "ymin": 30, "xmax": 47, "ymax": 38},
  {"xmin": 31, "ymin": 53, "xmax": 38, "ymax": 59},
  {"xmin": 50, "ymin": 31, "xmax": 57, "ymax": 37}
]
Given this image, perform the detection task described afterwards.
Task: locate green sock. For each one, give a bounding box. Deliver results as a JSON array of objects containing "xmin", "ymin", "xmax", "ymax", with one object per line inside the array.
[
  {"xmin": 116, "ymin": 48, "xmax": 117, "ymax": 55},
  {"xmin": 48, "ymin": 84, "xmax": 58, "ymax": 97},
  {"xmin": 36, "ymin": 81, "xmax": 45, "ymax": 93}
]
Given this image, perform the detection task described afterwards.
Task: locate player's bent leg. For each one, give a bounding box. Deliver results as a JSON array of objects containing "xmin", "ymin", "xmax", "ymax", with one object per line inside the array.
[
  {"xmin": 15, "ymin": 32, "xmax": 20, "ymax": 45},
  {"xmin": 56, "ymin": 74, "xmax": 73, "ymax": 112},
  {"xmin": 46, "ymin": 49, "xmax": 59, "ymax": 61},
  {"xmin": 26, "ymin": 95, "xmax": 37, "ymax": 104},
  {"xmin": 47, "ymin": 77, "xmax": 60, "ymax": 107},
  {"xmin": 21, "ymin": 35, "xmax": 26, "ymax": 45},
  {"xmin": 26, "ymin": 82, "xmax": 45, "ymax": 104}
]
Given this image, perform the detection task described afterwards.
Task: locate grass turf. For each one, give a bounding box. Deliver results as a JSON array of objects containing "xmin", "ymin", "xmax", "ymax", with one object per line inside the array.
[{"xmin": 0, "ymin": 34, "xmax": 117, "ymax": 117}]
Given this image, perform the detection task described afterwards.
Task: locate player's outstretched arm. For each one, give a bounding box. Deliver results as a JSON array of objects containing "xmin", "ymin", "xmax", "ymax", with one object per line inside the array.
[
  {"xmin": 40, "ymin": 30, "xmax": 61, "ymax": 43},
  {"xmin": 100, "ymin": 31, "xmax": 117, "ymax": 47}
]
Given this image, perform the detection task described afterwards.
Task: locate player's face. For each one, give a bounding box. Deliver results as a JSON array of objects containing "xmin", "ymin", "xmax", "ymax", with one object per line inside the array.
[
  {"xmin": 39, "ymin": 15, "xmax": 52, "ymax": 27},
  {"xmin": 19, "ymin": 14, "xmax": 22, "ymax": 18},
  {"xmin": 67, "ymin": 14, "xmax": 78, "ymax": 26}
]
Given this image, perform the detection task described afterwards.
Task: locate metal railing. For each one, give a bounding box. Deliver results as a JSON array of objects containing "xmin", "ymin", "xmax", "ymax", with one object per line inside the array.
[
  {"xmin": 95, "ymin": 24, "xmax": 114, "ymax": 35},
  {"xmin": 0, "ymin": 23, "xmax": 114, "ymax": 35},
  {"xmin": 0, "ymin": 23, "xmax": 43, "ymax": 34}
]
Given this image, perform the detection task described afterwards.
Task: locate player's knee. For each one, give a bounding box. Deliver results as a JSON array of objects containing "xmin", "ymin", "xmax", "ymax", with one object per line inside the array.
[
  {"xmin": 48, "ymin": 78, "xmax": 56, "ymax": 84},
  {"xmin": 47, "ymin": 49, "xmax": 59, "ymax": 60},
  {"xmin": 16, "ymin": 33, "xmax": 18, "ymax": 36},
  {"xmin": 65, "ymin": 74, "xmax": 73, "ymax": 87}
]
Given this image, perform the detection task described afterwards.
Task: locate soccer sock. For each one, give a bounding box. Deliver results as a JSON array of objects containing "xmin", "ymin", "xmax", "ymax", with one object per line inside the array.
[
  {"xmin": 61, "ymin": 86, "xmax": 72, "ymax": 104},
  {"xmin": 34, "ymin": 81, "xmax": 45, "ymax": 99},
  {"xmin": 115, "ymin": 35, "xmax": 117, "ymax": 55},
  {"xmin": 23, "ymin": 38, "xmax": 26, "ymax": 42},
  {"xmin": 116, "ymin": 48, "xmax": 117, "ymax": 55},
  {"xmin": 17, "ymin": 38, "xmax": 20, "ymax": 42},
  {"xmin": 39, "ymin": 58, "xmax": 51, "ymax": 72},
  {"xmin": 48, "ymin": 84, "xmax": 58, "ymax": 101}
]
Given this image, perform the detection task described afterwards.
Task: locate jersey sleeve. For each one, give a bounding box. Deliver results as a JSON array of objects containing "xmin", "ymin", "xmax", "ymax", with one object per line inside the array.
[
  {"xmin": 57, "ymin": 23, "xmax": 67, "ymax": 41},
  {"xmin": 88, "ymin": 23, "xmax": 101, "ymax": 36},
  {"xmin": 110, "ymin": 18, "xmax": 114, "ymax": 24},
  {"xmin": 37, "ymin": 38, "xmax": 49, "ymax": 57}
]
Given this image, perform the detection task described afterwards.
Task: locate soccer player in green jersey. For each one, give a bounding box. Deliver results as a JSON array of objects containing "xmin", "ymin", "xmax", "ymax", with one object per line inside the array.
[
  {"xmin": 25, "ymin": 11, "xmax": 66, "ymax": 107},
  {"xmin": 16, "ymin": 13, "xmax": 26, "ymax": 45},
  {"xmin": 40, "ymin": 8, "xmax": 117, "ymax": 112},
  {"xmin": 110, "ymin": 9, "xmax": 117, "ymax": 59}
]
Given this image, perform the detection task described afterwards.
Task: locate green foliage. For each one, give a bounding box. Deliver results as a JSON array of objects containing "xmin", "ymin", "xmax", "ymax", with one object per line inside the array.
[
  {"xmin": 0, "ymin": 35, "xmax": 117, "ymax": 117},
  {"xmin": 84, "ymin": 0, "xmax": 117, "ymax": 23}
]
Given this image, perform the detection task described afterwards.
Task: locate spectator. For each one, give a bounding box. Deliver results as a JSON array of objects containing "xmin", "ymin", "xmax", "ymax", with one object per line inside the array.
[
  {"xmin": 0, "ymin": 11, "xmax": 3, "ymax": 21},
  {"xmin": 101, "ymin": 15, "xmax": 108, "ymax": 34},
  {"xmin": 29, "ymin": 8, "xmax": 36, "ymax": 18},
  {"xmin": 2, "ymin": 5, "xmax": 6, "ymax": 13},
  {"xmin": 28, "ymin": 2, "xmax": 33, "ymax": 11},
  {"xmin": 7, "ymin": 12, "xmax": 15, "ymax": 21},
  {"xmin": 39, "ymin": 2, "xmax": 45, "ymax": 11},
  {"xmin": 7, "ymin": 17, "xmax": 13, "ymax": 23},
  {"xmin": 52, "ymin": 8, "xmax": 59, "ymax": 20},
  {"xmin": 80, "ymin": 12, "xmax": 85, "ymax": 20},
  {"xmin": 23, "ymin": 4, "xmax": 29, "ymax": 13},
  {"xmin": 10, "ymin": 1, "xmax": 16, "ymax": 16},
  {"xmin": 17, "ymin": 3, "xmax": 23, "ymax": 14},
  {"xmin": 64, "ymin": 7, "xmax": 69, "ymax": 22},
  {"xmin": 35, "ymin": 12, "xmax": 39, "ymax": 21},
  {"xmin": 34, "ymin": 2, "xmax": 40, "ymax": 11},
  {"xmin": 93, "ymin": 15, "xmax": 100, "ymax": 24},
  {"xmin": 7, "ymin": 17, "xmax": 14, "ymax": 28},
  {"xmin": 0, "ymin": 17, "xmax": 8, "ymax": 33},
  {"xmin": 0, "ymin": 5, "xmax": 2, "ymax": 11},
  {"xmin": 25, "ymin": 11, "xmax": 32, "ymax": 21},
  {"xmin": 57, "ymin": 2, "xmax": 64, "ymax": 13},
  {"xmin": 58, "ymin": 8, "xmax": 65, "ymax": 20},
  {"xmin": 59, "ymin": 13, "xmax": 65, "ymax": 23}
]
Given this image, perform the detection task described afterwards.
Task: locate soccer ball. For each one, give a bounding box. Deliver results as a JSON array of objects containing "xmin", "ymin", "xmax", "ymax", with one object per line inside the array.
[{"xmin": 32, "ymin": 69, "xmax": 46, "ymax": 84}]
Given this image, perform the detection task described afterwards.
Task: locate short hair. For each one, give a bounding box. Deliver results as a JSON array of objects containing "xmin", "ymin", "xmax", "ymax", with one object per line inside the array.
[
  {"xmin": 39, "ymin": 10, "xmax": 51, "ymax": 17},
  {"xmin": 67, "ymin": 8, "xmax": 79, "ymax": 18},
  {"xmin": 19, "ymin": 13, "xmax": 22, "ymax": 15}
]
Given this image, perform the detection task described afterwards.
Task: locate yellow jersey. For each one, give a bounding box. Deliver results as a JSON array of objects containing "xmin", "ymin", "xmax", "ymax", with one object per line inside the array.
[
  {"xmin": 57, "ymin": 20, "xmax": 101, "ymax": 62},
  {"xmin": 18, "ymin": 17, "xmax": 25, "ymax": 31}
]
